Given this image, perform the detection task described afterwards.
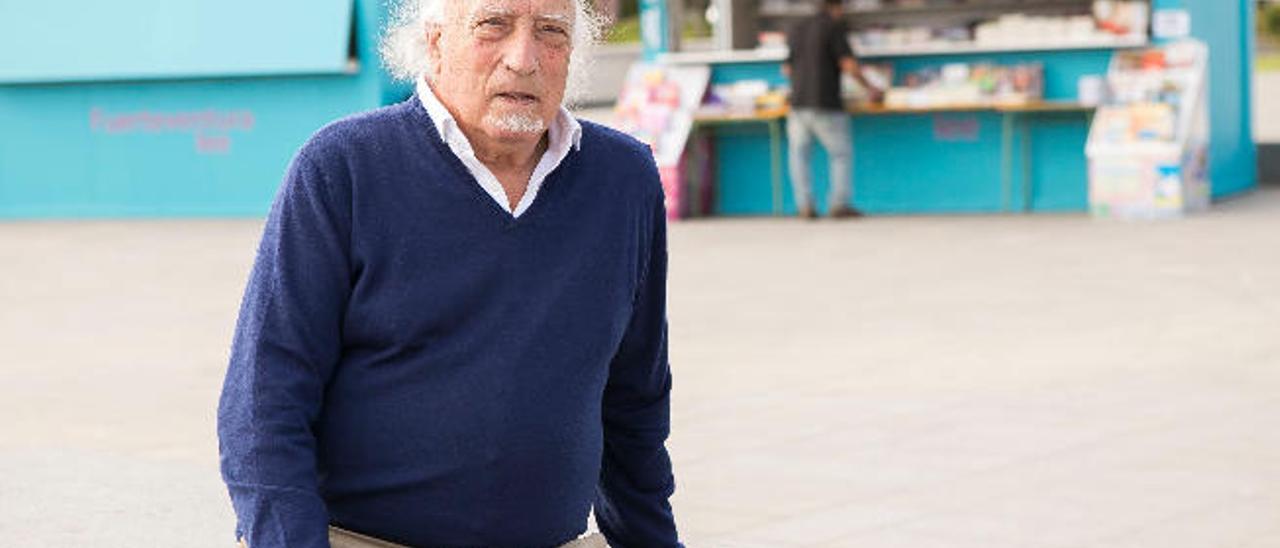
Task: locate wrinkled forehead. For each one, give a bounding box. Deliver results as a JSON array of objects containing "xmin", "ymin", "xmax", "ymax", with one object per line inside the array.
[{"xmin": 446, "ymin": 0, "xmax": 576, "ymax": 25}]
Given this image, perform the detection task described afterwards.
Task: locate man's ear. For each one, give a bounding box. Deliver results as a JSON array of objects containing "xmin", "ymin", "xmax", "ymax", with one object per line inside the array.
[{"xmin": 425, "ymin": 24, "xmax": 443, "ymax": 77}]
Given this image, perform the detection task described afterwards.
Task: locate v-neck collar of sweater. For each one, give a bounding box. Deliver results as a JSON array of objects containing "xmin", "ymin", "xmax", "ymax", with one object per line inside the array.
[
  {"xmin": 415, "ymin": 79, "xmax": 582, "ymax": 220},
  {"xmin": 406, "ymin": 94, "xmax": 582, "ymax": 227}
]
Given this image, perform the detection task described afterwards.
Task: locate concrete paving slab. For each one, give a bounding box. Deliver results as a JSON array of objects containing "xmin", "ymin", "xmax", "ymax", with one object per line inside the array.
[{"xmin": 2, "ymin": 190, "xmax": 1278, "ymax": 546}]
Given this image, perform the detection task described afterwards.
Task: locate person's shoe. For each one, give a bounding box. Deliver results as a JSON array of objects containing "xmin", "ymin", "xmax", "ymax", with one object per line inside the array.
[
  {"xmin": 828, "ymin": 205, "xmax": 864, "ymax": 219},
  {"xmin": 798, "ymin": 206, "xmax": 817, "ymax": 220}
]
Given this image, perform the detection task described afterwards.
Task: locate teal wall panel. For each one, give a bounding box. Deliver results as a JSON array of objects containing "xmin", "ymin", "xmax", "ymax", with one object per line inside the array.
[
  {"xmin": 0, "ymin": 0, "xmax": 355, "ymax": 84},
  {"xmin": 708, "ymin": 51, "xmax": 1106, "ymax": 216},
  {"xmin": 1025, "ymin": 112, "xmax": 1093, "ymax": 211},
  {"xmin": 714, "ymin": 110, "xmax": 1095, "ymax": 216},
  {"xmin": 710, "ymin": 63, "xmax": 789, "ymax": 87},
  {"xmin": 712, "ymin": 112, "xmax": 1014, "ymax": 215},
  {"xmin": 1151, "ymin": 0, "xmax": 1258, "ymax": 196},
  {"xmin": 713, "ymin": 124, "xmax": 779, "ymax": 214},
  {"xmin": 852, "ymin": 112, "xmax": 1006, "ymax": 213},
  {"xmin": 0, "ymin": 0, "xmax": 403, "ymax": 219},
  {"xmin": 0, "ymin": 76, "xmax": 378, "ymax": 218}
]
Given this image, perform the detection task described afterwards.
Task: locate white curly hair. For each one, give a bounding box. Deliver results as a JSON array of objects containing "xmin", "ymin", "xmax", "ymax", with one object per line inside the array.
[{"xmin": 380, "ymin": 0, "xmax": 604, "ymax": 105}]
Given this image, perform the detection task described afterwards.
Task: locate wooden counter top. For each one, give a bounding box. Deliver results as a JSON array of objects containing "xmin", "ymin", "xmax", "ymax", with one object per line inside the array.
[{"xmin": 693, "ymin": 101, "xmax": 1095, "ymax": 123}]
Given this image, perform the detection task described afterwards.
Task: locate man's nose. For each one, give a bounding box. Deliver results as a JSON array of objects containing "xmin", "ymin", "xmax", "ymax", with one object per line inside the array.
[{"xmin": 500, "ymin": 25, "xmax": 540, "ymax": 76}]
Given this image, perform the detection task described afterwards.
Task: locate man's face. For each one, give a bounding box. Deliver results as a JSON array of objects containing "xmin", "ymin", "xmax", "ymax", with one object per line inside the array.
[{"xmin": 428, "ymin": 0, "xmax": 575, "ymax": 143}]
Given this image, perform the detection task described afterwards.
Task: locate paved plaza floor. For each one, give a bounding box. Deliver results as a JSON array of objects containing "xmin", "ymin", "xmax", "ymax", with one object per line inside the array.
[{"xmin": 2, "ymin": 189, "xmax": 1278, "ymax": 547}]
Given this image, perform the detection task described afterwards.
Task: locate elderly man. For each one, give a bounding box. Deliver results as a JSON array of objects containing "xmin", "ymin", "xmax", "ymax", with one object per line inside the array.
[{"xmin": 216, "ymin": 1, "xmax": 682, "ymax": 547}]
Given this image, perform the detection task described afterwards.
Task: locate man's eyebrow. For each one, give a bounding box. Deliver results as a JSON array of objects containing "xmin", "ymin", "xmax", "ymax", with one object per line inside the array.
[
  {"xmin": 535, "ymin": 13, "xmax": 574, "ymax": 27},
  {"xmin": 468, "ymin": 6, "xmax": 573, "ymax": 26},
  {"xmin": 468, "ymin": 6, "xmax": 515, "ymax": 22}
]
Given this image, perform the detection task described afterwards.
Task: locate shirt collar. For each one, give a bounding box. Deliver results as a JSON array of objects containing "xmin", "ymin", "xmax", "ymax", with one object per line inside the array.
[{"xmin": 416, "ymin": 78, "xmax": 582, "ymax": 152}]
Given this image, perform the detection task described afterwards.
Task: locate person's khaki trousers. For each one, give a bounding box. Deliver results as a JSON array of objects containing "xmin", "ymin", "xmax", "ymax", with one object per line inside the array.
[{"xmin": 237, "ymin": 526, "xmax": 608, "ymax": 548}]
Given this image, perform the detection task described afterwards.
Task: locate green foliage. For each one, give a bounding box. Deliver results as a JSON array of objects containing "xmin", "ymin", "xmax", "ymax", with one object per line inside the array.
[
  {"xmin": 619, "ymin": 0, "xmax": 639, "ymax": 18},
  {"xmin": 603, "ymin": 13, "xmax": 714, "ymax": 44},
  {"xmin": 1263, "ymin": 3, "xmax": 1280, "ymax": 38},
  {"xmin": 682, "ymin": 13, "xmax": 713, "ymax": 40},
  {"xmin": 1259, "ymin": 53, "xmax": 1280, "ymax": 72},
  {"xmin": 605, "ymin": 16, "xmax": 640, "ymax": 43}
]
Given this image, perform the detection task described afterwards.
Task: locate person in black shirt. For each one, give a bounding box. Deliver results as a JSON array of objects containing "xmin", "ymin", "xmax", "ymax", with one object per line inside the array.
[{"xmin": 783, "ymin": 0, "xmax": 878, "ymax": 219}]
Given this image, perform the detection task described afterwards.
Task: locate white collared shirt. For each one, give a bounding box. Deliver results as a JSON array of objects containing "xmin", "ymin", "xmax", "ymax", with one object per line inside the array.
[{"xmin": 417, "ymin": 79, "xmax": 583, "ymax": 218}]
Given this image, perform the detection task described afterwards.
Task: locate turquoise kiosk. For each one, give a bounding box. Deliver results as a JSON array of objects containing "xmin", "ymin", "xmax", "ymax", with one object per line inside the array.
[
  {"xmin": 0, "ymin": 0, "xmax": 1257, "ymax": 218},
  {"xmin": 656, "ymin": 0, "xmax": 1258, "ymax": 216},
  {"xmin": 0, "ymin": 0, "xmax": 411, "ymax": 218}
]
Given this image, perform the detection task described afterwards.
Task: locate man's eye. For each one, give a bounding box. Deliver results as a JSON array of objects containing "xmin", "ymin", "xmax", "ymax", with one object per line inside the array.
[
  {"xmin": 476, "ymin": 18, "xmax": 508, "ymax": 31},
  {"xmin": 539, "ymin": 24, "xmax": 571, "ymax": 46}
]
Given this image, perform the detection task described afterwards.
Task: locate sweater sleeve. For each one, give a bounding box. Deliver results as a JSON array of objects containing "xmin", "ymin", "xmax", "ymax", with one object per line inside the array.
[
  {"xmin": 594, "ymin": 182, "xmax": 682, "ymax": 548},
  {"xmin": 217, "ymin": 150, "xmax": 351, "ymax": 548}
]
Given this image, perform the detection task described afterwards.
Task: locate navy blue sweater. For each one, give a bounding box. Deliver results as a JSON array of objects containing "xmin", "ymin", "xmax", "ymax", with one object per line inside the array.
[{"xmin": 217, "ymin": 97, "xmax": 680, "ymax": 548}]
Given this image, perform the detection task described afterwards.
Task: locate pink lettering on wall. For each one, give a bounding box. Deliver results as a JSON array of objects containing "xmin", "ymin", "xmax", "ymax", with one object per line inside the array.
[
  {"xmin": 196, "ymin": 134, "xmax": 232, "ymax": 154},
  {"xmin": 88, "ymin": 107, "xmax": 256, "ymax": 155},
  {"xmin": 932, "ymin": 115, "xmax": 981, "ymax": 142}
]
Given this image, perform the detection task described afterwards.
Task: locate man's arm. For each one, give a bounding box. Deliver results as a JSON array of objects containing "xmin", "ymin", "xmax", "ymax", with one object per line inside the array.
[
  {"xmin": 832, "ymin": 19, "xmax": 882, "ymax": 103},
  {"xmin": 594, "ymin": 172, "xmax": 681, "ymax": 548},
  {"xmin": 217, "ymin": 149, "xmax": 352, "ymax": 548},
  {"xmin": 840, "ymin": 56, "xmax": 881, "ymax": 102},
  {"xmin": 782, "ymin": 19, "xmax": 798, "ymax": 80}
]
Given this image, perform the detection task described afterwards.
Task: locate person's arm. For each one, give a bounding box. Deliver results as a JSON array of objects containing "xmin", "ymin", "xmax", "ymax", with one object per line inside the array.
[
  {"xmin": 839, "ymin": 56, "xmax": 858, "ymax": 76},
  {"xmin": 844, "ymin": 58, "xmax": 883, "ymax": 103},
  {"xmin": 217, "ymin": 148, "xmax": 352, "ymax": 548},
  {"xmin": 594, "ymin": 164, "xmax": 681, "ymax": 548},
  {"xmin": 833, "ymin": 21, "xmax": 882, "ymax": 103},
  {"xmin": 782, "ymin": 20, "xmax": 797, "ymax": 80}
]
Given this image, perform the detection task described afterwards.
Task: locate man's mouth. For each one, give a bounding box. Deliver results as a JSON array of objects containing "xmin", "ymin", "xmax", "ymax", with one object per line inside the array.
[{"xmin": 495, "ymin": 92, "xmax": 539, "ymax": 105}]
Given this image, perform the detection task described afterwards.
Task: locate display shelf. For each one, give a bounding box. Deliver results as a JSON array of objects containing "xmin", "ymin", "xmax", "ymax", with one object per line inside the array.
[
  {"xmin": 1085, "ymin": 40, "xmax": 1210, "ymax": 219},
  {"xmin": 659, "ymin": 35, "xmax": 1145, "ymax": 65},
  {"xmin": 693, "ymin": 100, "xmax": 1093, "ymax": 121},
  {"xmin": 855, "ymin": 35, "xmax": 1148, "ymax": 57},
  {"xmin": 658, "ymin": 49, "xmax": 789, "ymax": 65},
  {"xmin": 857, "ymin": 100, "xmax": 1094, "ymax": 114},
  {"xmin": 760, "ymin": 0, "xmax": 1094, "ymax": 19}
]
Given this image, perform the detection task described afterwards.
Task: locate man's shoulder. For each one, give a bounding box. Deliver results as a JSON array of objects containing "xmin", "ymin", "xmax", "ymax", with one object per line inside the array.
[
  {"xmin": 575, "ymin": 119, "xmax": 664, "ymax": 201},
  {"xmin": 789, "ymin": 15, "xmax": 815, "ymax": 33},
  {"xmin": 297, "ymin": 99, "xmax": 420, "ymax": 163},
  {"xmin": 577, "ymin": 119, "xmax": 654, "ymax": 167},
  {"xmin": 820, "ymin": 13, "xmax": 850, "ymax": 39}
]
